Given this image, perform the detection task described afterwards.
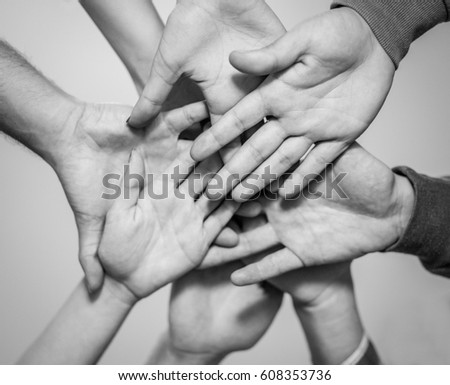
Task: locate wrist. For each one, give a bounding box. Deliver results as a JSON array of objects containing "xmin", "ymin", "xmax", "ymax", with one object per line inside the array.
[
  {"xmin": 293, "ymin": 279, "xmax": 364, "ymax": 365},
  {"xmin": 101, "ymin": 276, "xmax": 139, "ymax": 309},
  {"xmin": 391, "ymin": 174, "xmax": 415, "ymax": 246},
  {"xmin": 43, "ymin": 94, "xmax": 85, "ymax": 170}
]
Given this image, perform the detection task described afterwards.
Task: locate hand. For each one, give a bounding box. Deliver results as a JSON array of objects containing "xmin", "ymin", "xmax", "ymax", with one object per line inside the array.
[
  {"xmin": 239, "ymin": 216, "xmax": 352, "ymax": 307},
  {"xmin": 97, "ymin": 148, "xmax": 239, "ymax": 299},
  {"xmin": 238, "ymin": 216, "xmax": 365, "ymax": 365},
  {"xmin": 168, "ymin": 261, "xmax": 282, "ymax": 361},
  {"xmin": 54, "ymin": 101, "xmax": 210, "ymax": 291},
  {"xmin": 201, "ymin": 143, "xmax": 414, "ymax": 285},
  {"xmin": 191, "ymin": 8, "xmax": 396, "ymax": 201},
  {"xmin": 128, "ymin": 0, "xmax": 285, "ymax": 126}
]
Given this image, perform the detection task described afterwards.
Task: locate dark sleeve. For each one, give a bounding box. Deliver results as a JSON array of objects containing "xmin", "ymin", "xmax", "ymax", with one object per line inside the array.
[
  {"xmin": 387, "ymin": 167, "xmax": 450, "ymax": 278},
  {"xmin": 330, "ymin": 0, "xmax": 449, "ymax": 68},
  {"xmin": 356, "ymin": 341, "xmax": 380, "ymax": 365}
]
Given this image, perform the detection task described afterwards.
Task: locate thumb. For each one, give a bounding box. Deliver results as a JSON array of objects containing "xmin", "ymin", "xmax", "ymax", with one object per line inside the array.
[
  {"xmin": 77, "ymin": 219, "xmax": 105, "ymax": 293},
  {"xmin": 230, "ymin": 30, "xmax": 307, "ymax": 76}
]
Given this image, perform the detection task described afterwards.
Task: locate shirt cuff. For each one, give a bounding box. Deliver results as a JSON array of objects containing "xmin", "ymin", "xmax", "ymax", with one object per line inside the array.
[
  {"xmin": 331, "ymin": 0, "xmax": 448, "ymax": 68},
  {"xmin": 387, "ymin": 167, "xmax": 450, "ymax": 278}
]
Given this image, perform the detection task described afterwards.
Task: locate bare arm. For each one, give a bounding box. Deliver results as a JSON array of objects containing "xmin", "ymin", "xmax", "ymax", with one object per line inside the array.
[
  {"xmin": 18, "ymin": 278, "xmax": 136, "ymax": 364},
  {"xmin": 0, "ymin": 40, "xmax": 81, "ymax": 169},
  {"xmin": 79, "ymin": 0, "xmax": 164, "ymax": 92}
]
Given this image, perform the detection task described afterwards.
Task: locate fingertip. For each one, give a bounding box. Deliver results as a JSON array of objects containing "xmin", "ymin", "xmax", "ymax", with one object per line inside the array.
[
  {"xmin": 129, "ymin": 99, "xmax": 158, "ymax": 129},
  {"xmin": 231, "ymin": 185, "xmax": 256, "ymax": 203},
  {"xmin": 230, "ymin": 49, "xmax": 271, "ymax": 76},
  {"xmin": 230, "ymin": 269, "xmax": 254, "ymax": 286},
  {"xmin": 215, "ymin": 227, "xmax": 239, "ymax": 248},
  {"xmin": 84, "ymin": 263, "xmax": 104, "ymax": 294}
]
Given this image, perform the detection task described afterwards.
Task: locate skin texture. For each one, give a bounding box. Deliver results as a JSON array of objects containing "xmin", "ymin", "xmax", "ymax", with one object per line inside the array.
[
  {"xmin": 19, "ymin": 146, "xmax": 239, "ymax": 364},
  {"xmin": 128, "ymin": 0, "xmax": 286, "ymax": 126},
  {"xmin": 166, "ymin": 262, "xmax": 282, "ymax": 362},
  {"xmin": 238, "ymin": 216, "xmax": 365, "ymax": 364},
  {"xmin": 190, "ymin": 8, "xmax": 396, "ymax": 201},
  {"xmin": 97, "ymin": 148, "xmax": 239, "ymax": 299},
  {"xmin": 200, "ymin": 143, "xmax": 414, "ymax": 285},
  {"xmin": 55, "ymin": 100, "xmax": 211, "ymax": 292}
]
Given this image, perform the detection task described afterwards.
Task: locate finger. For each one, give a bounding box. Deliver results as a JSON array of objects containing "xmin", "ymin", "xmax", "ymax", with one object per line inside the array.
[
  {"xmin": 220, "ymin": 136, "xmax": 242, "ymax": 164},
  {"xmin": 280, "ymin": 141, "xmax": 347, "ymax": 198},
  {"xmin": 205, "ymin": 120, "xmax": 286, "ymax": 200},
  {"xmin": 203, "ymin": 200, "xmax": 240, "ymax": 246},
  {"xmin": 129, "ymin": 50, "xmax": 179, "ymax": 128},
  {"xmin": 178, "ymin": 154, "xmax": 222, "ymax": 199},
  {"xmin": 214, "ymin": 227, "xmax": 239, "ymax": 248},
  {"xmin": 166, "ymin": 146, "xmax": 197, "ymax": 189},
  {"xmin": 229, "ymin": 29, "xmax": 306, "ymax": 76},
  {"xmin": 231, "ymin": 248, "xmax": 303, "ymax": 286},
  {"xmin": 232, "ymin": 136, "xmax": 313, "ymax": 202},
  {"xmin": 114, "ymin": 149, "xmax": 145, "ymax": 211},
  {"xmin": 78, "ymin": 222, "xmax": 105, "ymax": 293},
  {"xmin": 190, "ymin": 90, "xmax": 268, "ymax": 161},
  {"xmin": 236, "ymin": 201, "xmax": 263, "ymax": 218},
  {"xmin": 200, "ymin": 224, "xmax": 279, "ymax": 269},
  {"xmin": 160, "ymin": 101, "xmax": 208, "ymax": 135}
]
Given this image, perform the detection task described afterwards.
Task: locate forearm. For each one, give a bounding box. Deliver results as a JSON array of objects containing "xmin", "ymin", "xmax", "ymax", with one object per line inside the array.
[
  {"xmin": 331, "ymin": 1, "xmax": 449, "ymax": 67},
  {"xmin": 19, "ymin": 277, "xmax": 136, "ymax": 364},
  {"xmin": 79, "ymin": 0, "xmax": 164, "ymax": 92},
  {"xmin": 148, "ymin": 333, "xmax": 224, "ymax": 365},
  {"xmin": 293, "ymin": 278, "xmax": 365, "ymax": 365},
  {"xmin": 0, "ymin": 40, "xmax": 81, "ymax": 168}
]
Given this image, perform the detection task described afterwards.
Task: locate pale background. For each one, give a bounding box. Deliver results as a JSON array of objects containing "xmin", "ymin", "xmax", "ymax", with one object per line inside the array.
[{"xmin": 0, "ymin": 0, "xmax": 449, "ymax": 364}]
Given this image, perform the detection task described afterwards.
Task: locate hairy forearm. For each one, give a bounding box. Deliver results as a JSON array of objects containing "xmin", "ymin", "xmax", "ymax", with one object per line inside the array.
[
  {"xmin": 293, "ymin": 280, "xmax": 365, "ymax": 365},
  {"xmin": 18, "ymin": 278, "xmax": 136, "ymax": 364},
  {"xmin": 0, "ymin": 40, "xmax": 81, "ymax": 168},
  {"xmin": 148, "ymin": 334, "xmax": 224, "ymax": 365},
  {"xmin": 79, "ymin": 0, "xmax": 164, "ymax": 92}
]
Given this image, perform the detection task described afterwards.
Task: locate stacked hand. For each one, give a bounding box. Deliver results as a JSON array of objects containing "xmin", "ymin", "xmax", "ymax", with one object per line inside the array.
[
  {"xmin": 54, "ymin": 100, "xmax": 222, "ymax": 292},
  {"xmin": 167, "ymin": 261, "xmax": 282, "ymax": 363},
  {"xmin": 190, "ymin": 8, "xmax": 395, "ymax": 200},
  {"xmin": 202, "ymin": 143, "xmax": 414, "ymax": 285},
  {"xmin": 97, "ymin": 146, "xmax": 239, "ymax": 300},
  {"xmin": 129, "ymin": 0, "xmax": 285, "ymax": 125}
]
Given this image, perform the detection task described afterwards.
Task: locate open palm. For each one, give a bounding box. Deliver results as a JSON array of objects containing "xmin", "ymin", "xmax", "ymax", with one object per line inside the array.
[
  {"xmin": 98, "ymin": 149, "xmax": 239, "ymax": 299},
  {"xmin": 191, "ymin": 8, "xmax": 395, "ymax": 201},
  {"xmin": 129, "ymin": 0, "xmax": 285, "ymax": 126},
  {"xmin": 55, "ymin": 101, "xmax": 208, "ymax": 291},
  {"xmin": 201, "ymin": 143, "xmax": 413, "ymax": 285}
]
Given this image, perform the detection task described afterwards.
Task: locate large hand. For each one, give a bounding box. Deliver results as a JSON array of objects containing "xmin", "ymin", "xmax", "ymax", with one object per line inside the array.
[
  {"xmin": 97, "ymin": 149, "xmax": 239, "ymax": 299},
  {"xmin": 201, "ymin": 143, "xmax": 414, "ymax": 285},
  {"xmin": 191, "ymin": 8, "xmax": 395, "ymax": 201},
  {"xmin": 167, "ymin": 261, "xmax": 282, "ymax": 362},
  {"xmin": 55, "ymin": 101, "xmax": 209, "ymax": 291},
  {"xmin": 129, "ymin": 0, "xmax": 285, "ymax": 126},
  {"xmin": 239, "ymin": 216, "xmax": 352, "ymax": 307}
]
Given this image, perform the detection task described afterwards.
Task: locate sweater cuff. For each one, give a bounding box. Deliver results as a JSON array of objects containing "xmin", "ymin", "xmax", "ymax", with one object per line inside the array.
[
  {"xmin": 331, "ymin": 0, "xmax": 448, "ymax": 68},
  {"xmin": 387, "ymin": 167, "xmax": 450, "ymax": 278}
]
